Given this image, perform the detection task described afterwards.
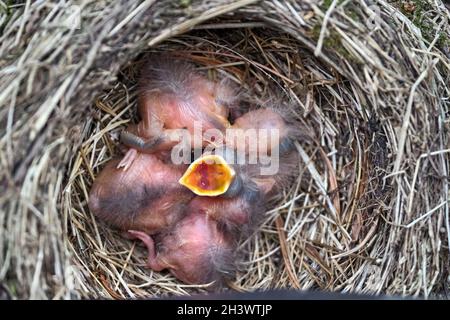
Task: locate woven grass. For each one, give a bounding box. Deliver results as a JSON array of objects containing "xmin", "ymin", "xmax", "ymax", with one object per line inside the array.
[{"xmin": 1, "ymin": 0, "xmax": 449, "ymax": 299}]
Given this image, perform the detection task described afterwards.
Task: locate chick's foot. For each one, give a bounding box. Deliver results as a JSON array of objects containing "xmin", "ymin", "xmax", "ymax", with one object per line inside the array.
[{"xmin": 117, "ymin": 148, "xmax": 138, "ymax": 171}]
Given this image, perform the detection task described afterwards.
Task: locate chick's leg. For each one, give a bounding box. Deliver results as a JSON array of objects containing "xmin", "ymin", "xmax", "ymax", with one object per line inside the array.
[
  {"xmin": 117, "ymin": 111, "xmax": 167, "ymax": 169},
  {"xmin": 128, "ymin": 230, "xmax": 166, "ymax": 272},
  {"xmin": 120, "ymin": 129, "xmax": 180, "ymax": 153}
]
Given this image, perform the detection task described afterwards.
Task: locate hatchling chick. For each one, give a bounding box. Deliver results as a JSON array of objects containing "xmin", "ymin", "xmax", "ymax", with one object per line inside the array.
[
  {"xmin": 89, "ymin": 153, "xmax": 193, "ymax": 235},
  {"xmin": 227, "ymin": 104, "xmax": 301, "ymax": 156},
  {"xmin": 118, "ymin": 56, "xmax": 239, "ymax": 169},
  {"xmin": 128, "ymin": 211, "xmax": 236, "ymax": 286}
]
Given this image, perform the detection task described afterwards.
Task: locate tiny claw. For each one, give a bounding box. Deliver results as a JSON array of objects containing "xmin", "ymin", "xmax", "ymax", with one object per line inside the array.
[{"xmin": 117, "ymin": 148, "xmax": 138, "ymax": 171}]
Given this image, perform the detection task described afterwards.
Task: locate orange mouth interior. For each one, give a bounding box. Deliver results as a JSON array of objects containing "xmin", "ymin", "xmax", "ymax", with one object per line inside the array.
[{"xmin": 179, "ymin": 154, "xmax": 235, "ymax": 196}]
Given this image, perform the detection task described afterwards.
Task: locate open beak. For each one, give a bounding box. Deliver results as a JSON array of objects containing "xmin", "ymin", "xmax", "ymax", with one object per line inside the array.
[{"xmin": 179, "ymin": 154, "xmax": 235, "ymax": 196}]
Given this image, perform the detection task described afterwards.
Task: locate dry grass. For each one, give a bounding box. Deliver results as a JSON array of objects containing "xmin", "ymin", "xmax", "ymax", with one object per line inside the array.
[{"xmin": 1, "ymin": 0, "xmax": 449, "ymax": 299}]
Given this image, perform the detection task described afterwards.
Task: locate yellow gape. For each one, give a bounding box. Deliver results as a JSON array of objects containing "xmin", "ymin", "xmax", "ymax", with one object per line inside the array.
[{"xmin": 179, "ymin": 154, "xmax": 235, "ymax": 196}]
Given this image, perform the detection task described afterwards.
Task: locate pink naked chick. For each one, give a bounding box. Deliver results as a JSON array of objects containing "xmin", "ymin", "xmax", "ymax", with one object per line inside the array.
[
  {"xmin": 129, "ymin": 211, "xmax": 236, "ymax": 286},
  {"xmin": 88, "ymin": 153, "xmax": 193, "ymax": 235},
  {"xmin": 227, "ymin": 106, "xmax": 298, "ymax": 156},
  {"xmin": 118, "ymin": 56, "xmax": 239, "ymax": 170}
]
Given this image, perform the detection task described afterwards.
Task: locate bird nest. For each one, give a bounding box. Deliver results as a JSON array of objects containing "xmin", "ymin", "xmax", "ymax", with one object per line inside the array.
[{"xmin": 1, "ymin": 0, "xmax": 450, "ymax": 299}]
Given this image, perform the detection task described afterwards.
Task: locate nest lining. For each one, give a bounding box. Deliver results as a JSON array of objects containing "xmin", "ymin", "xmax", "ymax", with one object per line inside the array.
[{"xmin": 1, "ymin": 0, "xmax": 449, "ymax": 299}]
